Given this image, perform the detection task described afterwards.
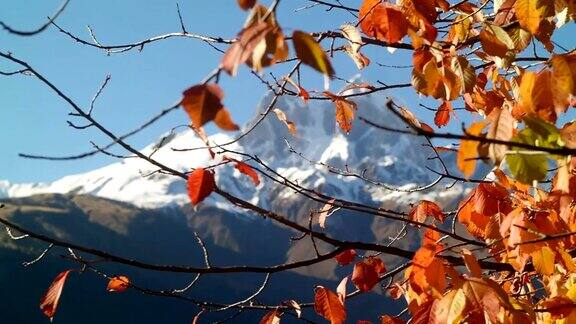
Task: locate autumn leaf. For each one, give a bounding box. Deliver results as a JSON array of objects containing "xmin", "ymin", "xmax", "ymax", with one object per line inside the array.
[
  {"xmin": 430, "ymin": 288, "xmax": 467, "ymax": 324},
  {"xmin": 181, "ymin": 84, "xmax": 239, "ymax": 131},
  {"xmin": 341, "ymin": 24, "xmax": 371, "ymax": 69},
  {"xmin": 531, "ymin": 246, "xmax": 555, "ymax": 276},
  {"xmin": 107, "ymin": 275, "xmax": 130, "ymax": 292},
  {"xmin": 434, "ymin": 101, "xmax": 452, "ymax": 127},
  {"xmin": 486, "ymin": 107, "xmax": 515, "ymax": 165},
  {"xmin": 292, "ymin": 31, "xmax": 335, "ymax": 77},
  {"xmin": 235, "ymin": 161, "xmax": 260, "ymax": 186},
  {"xmin": 550, "ymin": 55, "xmax": 575, "ymax": 114},
  {"xmin": 450, "ymin": 56, "xmax": 476, "ymax": 95},
  {"xmin": 352, "ymin": 257, "xmax": 386, "ymax": 292},
  {"xmin": 314, "ymin": 286, "xmax": 346, "ymax": 324},
  {"xmin": 514, "ymin": 0, "xmax": 555, "ymax": 35},
  {"xmin": 461, "ymin": 249, "xmax": 482, "ymax": 277},
  {"xmin": 237, "ymin": 0, "xmax": 256, "ymax": 11},
  {"xmin": 260, "ymin": 309, "xmax": 282, "ymax": 324},
  {"xmin": 273, "ymin": 108, "xmax": 297, "ymax": 135},
  {"xmin": 457, "ymin": 121, "xmax": 486, "ymax": 178},
  {"xmin": 323, "ymin": 91, "xmax": 357, "ymax": 133},
  {"xmin": 334, "ymin": 249, "xmax": 357, "ymax": 266},
  {"xmin": 479, "ymin": 23, "xmax": 515, "ymax": 57},
  {"xmin": 283, "ymin": 77, "xmax": 309, "ymax": 103},
  {"xmin": 409, "ymin": 200, "xmax": 445, "ymax": 223},
  {"xmin": 359, "ymin": 0, "xmax": 409, "ymax": 43},
  {"xmin": 187, "ymin": 168, "xmax": 216, "ymax": 205},
  {"xmin": 221, "ymin": 21, "xmax": 272, "ymax": 76},
  {"xmin": 40, "ymin": 270, "xmax": 72, "ymax": 321}
]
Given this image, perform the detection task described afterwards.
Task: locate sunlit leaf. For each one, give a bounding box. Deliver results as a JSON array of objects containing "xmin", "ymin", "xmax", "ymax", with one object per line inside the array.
[
  {"xmin": 314, "ymin": 286, "xmax": 346, "ymax": 324},
  {"xmin": 187, "ymin": 168, "xmax": 216, "ymax": 205},
  {"xmin": 107, "ymin": 276, "xmax": 130, "ymax": 293},
  {"xmin": 457, "ymin": 121, "xmax": 486, "ymax": 178},
  {"xmin": 40, "ymin": 270, "xmax": 72, "ymax": 321},
  {"xmin": 409, "ymin": 200, "xmax": 445, "ymax": 223},
  {"xmin": 292, "ymin": 30, "xmax": 335, "ymax": 77},
  {"xmin": 181, "ymin": 84, "xmax": 239, "ymax": 131}
]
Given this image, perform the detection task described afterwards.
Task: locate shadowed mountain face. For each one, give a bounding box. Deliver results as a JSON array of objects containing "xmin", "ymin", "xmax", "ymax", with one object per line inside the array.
[{"xmin": 0, "ymin": 194, "xmax": 400, "ymax": 323}]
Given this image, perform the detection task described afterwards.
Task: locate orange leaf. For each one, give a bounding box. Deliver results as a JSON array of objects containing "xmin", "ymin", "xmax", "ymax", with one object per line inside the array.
[
  {"xmin": 181, "ymin": 84, "xmax": 239, "ymax": 131},
  {"xmin": 292, "ymin": 31, "xmax": 335, "ymax": 77},
  {"xmin": 531, "ymin": 246, "xmax": 555, "ymax": 276},
  {"xmin": 539, "ymin": 296, "xmax": 575, "ymax": 319},
  {"xmin": 461, "ymin": 249, "xmax": 482, "ymax": 277},
  {"xmin": 409, "ymin": 200, "xmax": 445, "ymax": 223},
  {"xmin": 550, "ymin": 55, "xmax": 575, "ymax": 114},
  {"xmin": 323, "ymin": 92, "xmax": 357, "ymax": 133},
  {"xmin": 314, "ymin": 286, "xmax": 346, "ymax": 324},
  {"xmin": 187, "ymin": 168, "xmax": 216, "ymax": 205},
  {"xmin": 479, "ymin": 23, "xmax": 515, "ymax": 57},
  {"xmin": 260, "ymin": 309, "xmax": 282, "ymax": 324},
  {"xmin": 434, "ymin": 101, "xmax": 452, "ymax": 128},
  {"xmin": 221, "ymin": 22, "xmax": 272, "ymax": 76},
  {"xmin": 456, "ymin": 121, "xmax": 486, "ymax": 178},
  {"xmin": 359, "ymin": 1, "xmax": 409, "ymax": 43},
  {"xmin": 107, "ymin": 275, "xmax": 130, "ymax": 292},
  {"xmin": 235, "ymin": 161, "xmax": 260, "ymax": 186},
  {"xmin": 335, "ymin": 249, "xmax": 357, "ymax": 266},
  {"xmin": 283, "ymin": 77, "xmax": 309, "ymax": 103},
  {"xmin": 352, "ymin": 257, "xmax": 386, "ymax": 292},
  {"xmin": 514, "ymin": 0, "xmax": 554, "ymax": 35},
  {"xmin": 237, "ymin": 0, "xmax": 256, "ymax": 10},
  {"xmin": 40, "ymin": 270, "xmax": 72, "ymax": 321}
]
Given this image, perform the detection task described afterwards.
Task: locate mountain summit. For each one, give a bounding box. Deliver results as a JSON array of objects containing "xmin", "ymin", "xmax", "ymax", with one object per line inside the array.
[{"xmin": 0, "ymin": 93, "xmax": 467, "ymax": 211}]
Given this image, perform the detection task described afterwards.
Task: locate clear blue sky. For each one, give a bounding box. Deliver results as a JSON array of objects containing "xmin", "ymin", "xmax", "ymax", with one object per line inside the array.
[{"xmin": 0, "ymin": 1, "xmax": 573, "ymax": 183}]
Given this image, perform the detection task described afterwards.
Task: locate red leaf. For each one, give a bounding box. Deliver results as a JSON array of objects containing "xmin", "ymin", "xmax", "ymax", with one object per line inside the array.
[
  {"xmin": 235, "ymin": 161, "xmax": 260, "ymax": 186},
  {"xmin": 40, "ymin": 270, "xmax": 72, "ymax": 321},
  {"xmin": 314, "ymin": 286, "xmax": 346, "ymax": 324},
  {"xmin": 408, "ymin": 200, "xmax": 445, "ymax": 223},
  {"xmin": 434, "ymin": 101, "xmax": 452, "ymax": 127},
  {"xmin": 187, "ymin": 168, "xmax": 216, "ymax": 205},
  {"xmin": 335, "ymin": 249, "xmax": 357, "ymax": 266},
  {"xmin": 352, "ymin": 257, "xmax": 386, "ymax": 292},
  {"xmin": 107, "ymin": 275, "xmax": 130, "ymax": 292}
]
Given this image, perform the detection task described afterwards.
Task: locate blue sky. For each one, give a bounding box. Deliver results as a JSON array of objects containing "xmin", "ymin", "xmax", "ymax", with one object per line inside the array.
[{"xmin": 0, "ymin": 1, "xmax": 573, "ymax": 183}]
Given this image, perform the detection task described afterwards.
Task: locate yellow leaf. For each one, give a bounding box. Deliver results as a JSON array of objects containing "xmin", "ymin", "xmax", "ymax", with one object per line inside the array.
[
  {"xmin": 531, "ymin": 246, "xmax": 555, "ymax": 276},
  {"xmin": 457, "ymin": 121, "xmax": 486, "ymax": 178},
  {"xmin": 292, "ymin": 30, "xmax": 335, "ymax": 77},
  {"xmin": 514, "ymin": 0, "xmax": 555, "ymax": 34},
  {"xmin": 551, "ymin": 55, "xmax": 575, "ymax": 114}
]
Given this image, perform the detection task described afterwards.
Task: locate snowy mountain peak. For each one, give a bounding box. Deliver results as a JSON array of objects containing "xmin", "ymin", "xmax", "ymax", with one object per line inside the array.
[{"xmin": 1, "ymin": 93, "xmax": 463, "ymax": 209}]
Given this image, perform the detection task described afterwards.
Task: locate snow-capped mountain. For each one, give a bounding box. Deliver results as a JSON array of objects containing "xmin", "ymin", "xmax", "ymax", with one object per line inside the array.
[{"xmin": 0, "ymin": 92, "xmax": 468, "ymax": 211}]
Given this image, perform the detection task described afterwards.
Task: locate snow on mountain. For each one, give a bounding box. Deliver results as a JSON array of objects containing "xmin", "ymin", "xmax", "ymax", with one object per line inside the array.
[{"xmin": 0, "ymin": 92, "xmax": 470, "ymax": 210}]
